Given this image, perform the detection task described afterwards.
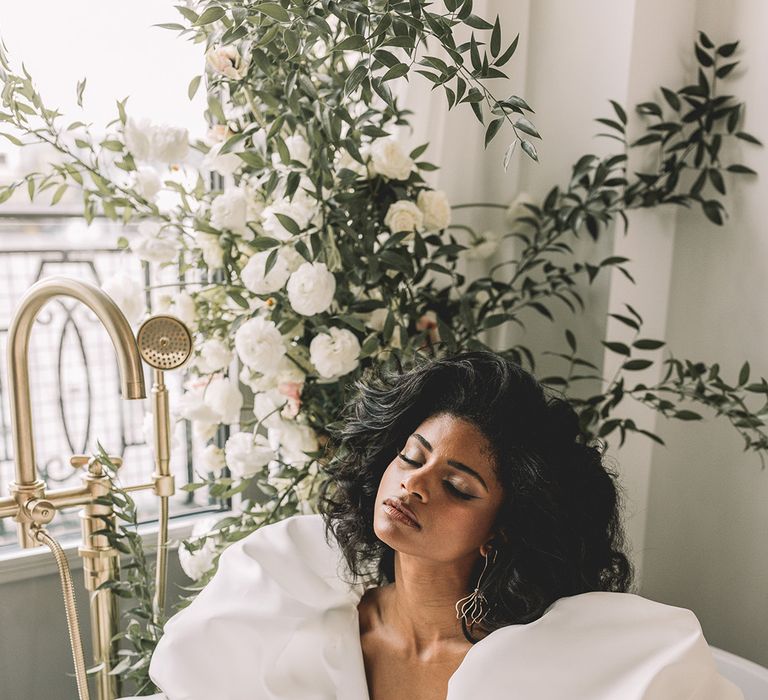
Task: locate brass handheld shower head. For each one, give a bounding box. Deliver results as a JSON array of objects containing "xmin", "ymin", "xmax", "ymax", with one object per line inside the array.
[{"xmin": 136, "ymin": 314, "xmax": 193, "ymax": 370}]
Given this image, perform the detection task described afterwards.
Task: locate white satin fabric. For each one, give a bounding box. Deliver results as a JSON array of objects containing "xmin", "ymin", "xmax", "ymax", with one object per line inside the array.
[{"xmin": 119, "ymin": 513, "xmax": 742, "ymax": 700}]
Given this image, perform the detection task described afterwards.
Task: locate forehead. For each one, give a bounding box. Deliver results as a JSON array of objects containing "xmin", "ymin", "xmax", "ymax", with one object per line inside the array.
[{"xmin": 409, "ymin": 413, "xmax": 497, "ymax": 473}]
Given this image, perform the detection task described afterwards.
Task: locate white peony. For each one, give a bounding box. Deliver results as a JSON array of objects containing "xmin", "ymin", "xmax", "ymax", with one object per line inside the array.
[
  {"xmin": 102, "ymin": 272, "xmax": 146, "ymax": 326},
  {"xmin": 195, "ymin": 232, "xmax": 224, "ymax": 269},
  {"xmin": 200, "ymin": 444, "xmax": 226, "ymax": 476},
  {"xmin": 203, "ymin": 376, "xmax": 243, "ymax": 425},
  {"xmin": 240, "ymin": 249, "xmax": 291, "ymax": 294},
  {"xmin": 369, "ymin": 137, "xmax": 414, "ymax": 180},
  {"xmin": 205, "ymin": 44, "xmax": 249, "ymax": 80},
  {"xmin": 224, "ymin": 431, "xmax": 274, "ymax": 478},
  {"xmin": 286, "ymin": 262, "xmax": 336, "ymax": 316},
  {"xmin": 309, "ymin": 327, "xmax": 361, "ymax": 379},
  {"xmin": 178, "ymin": 516, "xmax": 224, "ymax": 581},
  {"xmin": 151, "ymin": 124, "xmax": 189, "ymax": 164},
  {"xmin": 132, "ymin": 166, "xmax": 162, "ymax": 201},
  {"xmin": 234, "ymin": 316, "xmax": 287, "ymax": 373},
  {"xmin": 466, "ymin": 230, "xmax": 502, "ymax": 260},
  {"xmin": 131, "ymin": 221, "xmax": 178, "ymax": 264},
  {"xmin": 417, "ymin": 189, "xmax": 451, "ymax": 232},
  {"xmin": 211, "ymin": 187, "xmax": 249, "ymax": 236},
  {"xmin": 124, "ymin": 117, "xmax": 153, "ymax": 162},
  {"xmin": 203, "ymin": 141, "xmax": 242, "ymax": 177},
  {"xmin": 195, "ymin": 338, "xmax": 233, "ymax": 374},
  {"xmin": 384, "ymin": 200, "xmax": 424, "ymax": 234}
]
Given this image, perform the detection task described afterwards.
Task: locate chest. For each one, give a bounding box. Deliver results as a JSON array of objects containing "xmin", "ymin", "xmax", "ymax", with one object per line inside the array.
[{"xmin": 359, "ymin": 632, "xmax": 471, "ymax": 700}]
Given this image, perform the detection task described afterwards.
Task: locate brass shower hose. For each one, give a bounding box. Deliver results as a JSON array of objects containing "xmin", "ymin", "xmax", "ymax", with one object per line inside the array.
[{"xmin": 33, "ymin": 525, "xmax": 91, "ymax": 700}]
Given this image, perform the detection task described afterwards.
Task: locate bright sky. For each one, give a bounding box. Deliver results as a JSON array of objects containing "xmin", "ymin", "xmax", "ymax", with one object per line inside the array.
[{"xmin": 1, "ymin": 1, "xmax": 206, "ymax": 134}]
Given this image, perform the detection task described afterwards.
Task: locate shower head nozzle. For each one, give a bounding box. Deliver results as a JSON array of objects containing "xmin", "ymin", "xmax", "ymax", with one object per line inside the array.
[{"xmin": 137, "ymin": 315, "xmax": 193, "ymax": 371}]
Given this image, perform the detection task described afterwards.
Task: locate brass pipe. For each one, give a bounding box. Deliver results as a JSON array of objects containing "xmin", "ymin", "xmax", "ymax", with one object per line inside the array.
[{"xmin": 7, "ymin": 276, "xmax": 146, "ymax": 549}]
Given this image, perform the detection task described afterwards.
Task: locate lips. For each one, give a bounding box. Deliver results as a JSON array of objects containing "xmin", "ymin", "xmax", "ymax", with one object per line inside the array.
[{"xmin": 383, "ymin": 498, "xmax": 420, "ymax": 528}]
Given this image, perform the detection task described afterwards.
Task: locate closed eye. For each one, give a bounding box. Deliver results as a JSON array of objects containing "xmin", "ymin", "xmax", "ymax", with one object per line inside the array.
[{"xmin": 397, "ymin": 452, "xmax": 477, "ymax": 500}]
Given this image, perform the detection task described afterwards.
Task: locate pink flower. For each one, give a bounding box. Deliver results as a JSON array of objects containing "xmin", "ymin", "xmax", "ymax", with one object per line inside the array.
[{"xmin": 277, "ymin": 381, "xmax": 303, "ymax": 418}]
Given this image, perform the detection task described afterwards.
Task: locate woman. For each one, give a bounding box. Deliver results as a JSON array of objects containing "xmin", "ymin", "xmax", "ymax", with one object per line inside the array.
[{"xmin": 131, "ymin": 350, "xmax": 742, "ymax": 699}]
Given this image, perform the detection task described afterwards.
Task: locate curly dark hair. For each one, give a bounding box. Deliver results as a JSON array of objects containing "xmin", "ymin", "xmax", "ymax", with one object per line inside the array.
[{"xmin": 317, "ymin": 349, "xmax": 635, "ymax": 642}]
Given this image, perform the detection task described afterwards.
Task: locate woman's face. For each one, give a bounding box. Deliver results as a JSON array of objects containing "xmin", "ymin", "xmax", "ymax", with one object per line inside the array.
[{"xmin": 373, "ymin": 412, "xmax": 505, "ymax": 563}]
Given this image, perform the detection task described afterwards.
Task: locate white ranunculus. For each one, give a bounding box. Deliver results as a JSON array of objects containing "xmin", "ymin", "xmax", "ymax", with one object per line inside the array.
[
  {"xmin": 240, "ymin": 249, "xmax": 291, "ymax": 294},
  {"xmin": 195, "ymin": 232, "xmax": 224, "ymax": 269},
  {"xmin": 200, "ymin": 444, "xmax": 226, "ymax": 476},
  {"xmin": 203, "ymin": 141, "xmax": 242, "ymax": 177},
  {"xmin": 172, "ymin": 291, "xmax": 197, "ymax": 330},
  {"xmin": 369, "ymin": 137, "xmax": 414, "ymax": 180},
  {"xmin": 309, "ymin": 327, "xmax": 361, "ymax": 379},
  {"xmin": 102, "ymin": 272, "xmax": 146, "ymax": 326},
  {"xmin": 178, "ymin": 516, "xmax": 223, "ymax": 581},
  {"xmin": 268, "ymin": 421, "xmax": 318, "ymax": 464},
  {"xmin": 133, "ymin": 166, "xmax": 162, "ymax": 201},
  {"xmin": 132, "ymin": 221, "xmax": 178, "ymax": 264},
  {"xmin": 384, "ymin": 200, "xmax": 424, "ymax": 234},
  {"xmin": 466, "ymin": 230, "xmax": 502, "ymax": 260},
  {"xmin": 234, "ymin": 316, "xmax": 287, "ymax": 374},
  {"xmin": 124, "ymin": 117, "xmax": 153, "ymax": 162},
  {"xmin": 196, "ymin": 338, "xmax": 233, "ymax": 374},
  {"xmin": 151, "ymin": 124, "xmax": 189, "ymax": 164},
  {"xmin": 224, "ymin": 431, "xmax": 274, "ymax": 478},
  {"xmin": 204, "ymin": 376, "xmax": 243, "ymax": 425},
  {"xmin": 505, "ymin": 191, "xmax": 534, "ymax": 225},
  {"xmin": 272, "ymin": 133, "xmax": 310, "ymax": 169},
  {"xmin": 417, "ymin": 189, "xmax": 451, "ymax": 232},
  {"xmin": 211, "ymin": 187, "xmax": 249, "ymax": 236},
  {"xmin": 286, "ymin": 262, "xmax": 336, "ymax": 316},
  {"xmin": 205, "ymin": 45, "xmax": 249, "ymax": 80}
]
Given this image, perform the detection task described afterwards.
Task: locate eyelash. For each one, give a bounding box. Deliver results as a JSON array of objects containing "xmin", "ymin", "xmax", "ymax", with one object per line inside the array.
[{"xmin": 397, "ymin": 452, "xmax": 476, "ymax": 501}]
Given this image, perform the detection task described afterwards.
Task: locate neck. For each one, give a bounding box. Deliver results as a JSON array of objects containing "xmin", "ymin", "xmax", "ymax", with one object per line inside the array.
[{"xmin": 379, "ymin": 551, "xmax": 479, "ymax": 654}]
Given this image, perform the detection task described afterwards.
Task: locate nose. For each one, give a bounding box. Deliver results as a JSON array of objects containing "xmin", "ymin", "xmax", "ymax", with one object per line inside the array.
[{"xmin": 401, "ymin": 465, "xmax": 430, "ymax": 502}]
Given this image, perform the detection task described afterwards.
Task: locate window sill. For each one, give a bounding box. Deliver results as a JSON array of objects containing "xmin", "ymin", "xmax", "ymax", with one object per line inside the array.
[{"xmin": 0, "ymin": 511, "xmax": 226, "ymax": 585}]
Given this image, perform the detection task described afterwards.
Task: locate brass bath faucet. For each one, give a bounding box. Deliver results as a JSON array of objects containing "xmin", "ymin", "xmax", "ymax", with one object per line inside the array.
[{"xmin": 1, "ymin": 276, "xmax": 146, "ymax": 548}]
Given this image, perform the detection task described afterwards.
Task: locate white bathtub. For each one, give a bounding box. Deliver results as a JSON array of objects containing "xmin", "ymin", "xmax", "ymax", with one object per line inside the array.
[{"xmin": 711, "ymin": 646, "xmax": 768, "ymax": 699}]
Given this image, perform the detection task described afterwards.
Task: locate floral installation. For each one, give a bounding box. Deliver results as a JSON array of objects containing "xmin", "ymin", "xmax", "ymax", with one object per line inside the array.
[{"xmin": 0, "ymin": 4, "xmax": 765, "ymax": 690}]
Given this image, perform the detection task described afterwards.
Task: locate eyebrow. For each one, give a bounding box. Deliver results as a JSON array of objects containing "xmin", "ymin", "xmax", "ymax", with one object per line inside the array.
[{"xmin": 411, "ymin": 433, "xmax": 489, "ymax": 492}]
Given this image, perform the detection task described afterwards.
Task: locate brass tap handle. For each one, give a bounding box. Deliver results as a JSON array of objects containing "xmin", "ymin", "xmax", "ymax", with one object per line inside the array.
[
  {"xmin": 25, "ymin": 498, "xmax": 55, "ymax": 525},
  {"xmin": 70, "ymin": 454, "xmax": 123, "ymax": 475}
]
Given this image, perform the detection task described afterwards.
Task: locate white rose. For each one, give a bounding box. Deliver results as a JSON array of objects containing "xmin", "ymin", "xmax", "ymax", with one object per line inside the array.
[
  {"xmin": 369, "ymin": 137, "xmax": 414, "ymax": 180},
  {"xmin": 309, "ymin": 327, "xmax": 361, "ymax": 379},
  {"xmin": 204, "ymin": 376, "xmax": 243, "ymax": 425},
  {"xmin": 151, "ymin": 124, "xmax": 189, "ymax": 164},
  {"xmin": 241, "ymin": 249, "xmax": 291, "ymax": 294},
  {"xmin": 252, "ymin": 389, "xmax": 286, "ymax": 430},
  {"xmin": 124, "ymin": 117, "xmax": 153, "ymax": 162},
  {"xmin": 205, "ymin": 45, "xmax": 249, "ymax": 80},
  {"xmin": 211, "ymin": 187, "xmax": 249, "ymax": 236},
  {"xmin": 466, "ymin": 230, "xmax": 502, "ymax": 260},
  {"xmin": 196, "ymin": 338, "xmax": 233, "ymax": 374},
  {"xmin": 102, "ymin": 272, "xmax": 146, "ymax": 326},
  {"xmin": 261, "ymin": 192, "xmax": 319, "ymax": 240},
  {"xmin": 505, "ymin": 191, "xmax": 534, "ymax": 225},
  {"xmin": 224, "ymin": 431, "xmax": 274, "ymax": 478},
  {"xmin": 133, "ymin": 166, "xmax": 162, "ymax": 201},
  {"xmin": 234, "ymin": 316, "xmax": 287, "ymax": 373},
  {"xmin": 272, "ymin": 133, "xmax": 310, "ymax": 169},
  {"xmin": 334, "ymin": 147, "xmax": 368, "ymax": 179},
  {"xmin": 177, "ymin": 388, "xmax": 220, "ymax": 424},
  {"xmin": 384, "ymin": 200, "xmax": 424, "ymax": 234},
  {"xmin": 417, "ymin": 189, "xmax": 451, "ymax": 232},
  {"xmin": 200, "ymin": 444, "xmax": 226, "ymax": 476},
  {"xmin": 195, "ymin": 232, "xmax": 224, "ymax": 269},
  {"xmin": 286, "ymin": 262, "xmax": 336, "ymax": 316},
  {"xmin": 203, "ymin": 141, "xmax": 242, "ymax": 177},
  {"xmin": 132, "ymin": 221, "xmax": 178, "ymax": 264},
  {"xmin": 268, "ymin": 422, "xmax": 318, "ymax": 464},
  {"xmin": 178, "ymin": 516, "xmax": 223, "ymax": 581}
]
